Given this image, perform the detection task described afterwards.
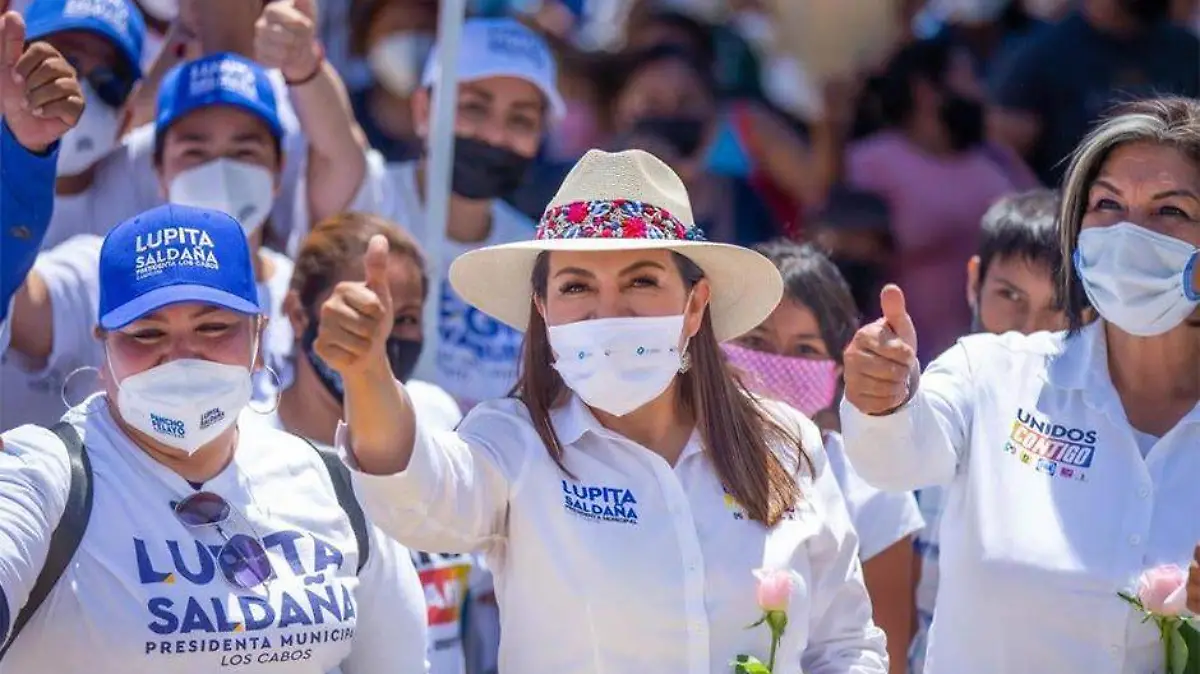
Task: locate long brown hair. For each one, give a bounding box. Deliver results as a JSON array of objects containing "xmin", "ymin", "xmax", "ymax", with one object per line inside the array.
[{"xmin": 514, "ymin": 251, "xmax": 812, "ymax": 527}]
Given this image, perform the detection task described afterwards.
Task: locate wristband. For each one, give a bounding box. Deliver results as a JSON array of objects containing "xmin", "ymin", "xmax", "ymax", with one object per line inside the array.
[{"xmin": 285, "ymin": 44, "xmax": 325, "ymax": 87}]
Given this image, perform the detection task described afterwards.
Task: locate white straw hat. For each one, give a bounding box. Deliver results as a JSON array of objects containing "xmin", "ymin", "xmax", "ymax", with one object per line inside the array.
[{"xmin": 448, "ymin": 149, "xmax": 784, "ymax": 342}]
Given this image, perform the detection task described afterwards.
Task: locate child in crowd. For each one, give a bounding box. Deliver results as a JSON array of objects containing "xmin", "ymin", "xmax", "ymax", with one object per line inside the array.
[{"xmin": 910, "ymin": 188, "xmax": 1070, "ymax": 674}]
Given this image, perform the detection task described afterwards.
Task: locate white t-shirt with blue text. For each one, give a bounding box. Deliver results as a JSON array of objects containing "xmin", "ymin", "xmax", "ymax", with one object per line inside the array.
[{"xmin": 0, "ymin": 394, "xmax": 428, "ymax": 673}]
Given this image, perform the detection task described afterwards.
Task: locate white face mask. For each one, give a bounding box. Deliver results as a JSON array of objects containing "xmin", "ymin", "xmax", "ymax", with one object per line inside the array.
[
  {"xmin": 168, "ymin": 159, "xmax": 275, "ymax": 236},
  {"xmin": 549, "ymin": 314, "xmax": 688, "ymax": 417},
  {"xmin": 368, "ymin": 32, "xmax": 436, "ymax": 97},
  {"xmin": 138, "ymin": 0, "xmax": 179, "ymax": 21},
  {"xmin": 110, "ymin": 339, "xmax": 256, "ymax": 454},
  {"xmin": 57, "ymin": 80, "xmax": 118, "ymax": 177},
  {"xmin": 1075, "ymin": 222, "xmax": 1199, "ymax": 336}
]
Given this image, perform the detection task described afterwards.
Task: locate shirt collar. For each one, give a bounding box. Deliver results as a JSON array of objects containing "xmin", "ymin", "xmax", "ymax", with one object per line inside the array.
[
  {"xmin": 549, "ymin": 394, "xmax": 705, "ymax": 462},
  {"xmin": 1042, "ymin": 320, "xmax": 1128, "ymax": 417}
]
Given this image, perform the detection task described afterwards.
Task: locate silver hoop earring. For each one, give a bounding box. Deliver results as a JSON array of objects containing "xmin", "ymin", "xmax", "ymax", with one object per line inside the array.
[
  {"xmin": 249, "ymin": 366, "xmax": 283, "ymax": 415},
  {"xmin": 60, "ymin": 365, "xmax": 101, "ymax": 411}
]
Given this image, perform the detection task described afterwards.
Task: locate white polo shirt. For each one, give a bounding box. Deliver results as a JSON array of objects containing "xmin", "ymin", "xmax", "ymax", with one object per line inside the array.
[
  {"xmin": 841, "ymin": 321, "xmax": 1200, "ymax": 674},
  {"xmin": 822, "ymin": 431, "xmax": 924, "ymax": 561},
  {"xmin": 343, "ymin": 394, "xmax": 888, "ymax": 674}
]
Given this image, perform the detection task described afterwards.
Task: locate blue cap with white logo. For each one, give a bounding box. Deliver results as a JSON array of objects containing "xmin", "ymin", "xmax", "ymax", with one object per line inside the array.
[
  {"xmin": 99, "ymin": 204, "xmax": 262, "ymax": 330},
  {"xmin": 24, "ymin": 0, "xmax": 145, "ymax": 78},
  {"xmin": 156, "ymin": 52, "xmax": 283, "ymax": 142}
]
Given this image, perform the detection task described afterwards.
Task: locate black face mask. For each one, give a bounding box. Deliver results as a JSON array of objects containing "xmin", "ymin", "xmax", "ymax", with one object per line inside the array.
[
  {"xmin": 940, "ymin": 93, "xmax": 986, "ymax": 152},
  {"xmin": 631, "ymin": 116, "xmax": 708, "ymax": 158},
  {"xmin": 301, "ymin": 316, "xmax": 423, "ymax": 403},
  {"xmin": 449, "ymin": 136, "xmax": 532, "ymax": 200},
  {"xmin": 1118, "ymin": 0, "xmax": 1170, "ymax": 24}
]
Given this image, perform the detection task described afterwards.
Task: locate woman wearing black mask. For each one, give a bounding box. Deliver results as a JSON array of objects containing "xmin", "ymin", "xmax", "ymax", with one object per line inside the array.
[
  {"xmin": 608, "ymin": 44, "xmax": 837, "ymax": 242},
  {"xmin": 271, "ymin": 211, "xmax": 461, "ymax": 445},
  {"xmin": 259, "ymin": 211, "xmax": 490, "ymax": 674},
  {"xmin": 330, "ymin": 17, "xmax": 564, "ymax": 411}
]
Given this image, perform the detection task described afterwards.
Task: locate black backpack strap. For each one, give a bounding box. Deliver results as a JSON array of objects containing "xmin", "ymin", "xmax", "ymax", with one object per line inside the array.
[
  {"xmin": 0, "ymin": 422, "xmax": 93, "ymax": 660},
  {"xmin": 305, "ymin": 440, "xmax": 370, "ymax": 574}
]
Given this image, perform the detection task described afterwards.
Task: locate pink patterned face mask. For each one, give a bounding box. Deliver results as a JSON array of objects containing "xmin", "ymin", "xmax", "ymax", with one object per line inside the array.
[{"xmin": 722, "ymin": 343, "xmax": 840, "ymax": 417}]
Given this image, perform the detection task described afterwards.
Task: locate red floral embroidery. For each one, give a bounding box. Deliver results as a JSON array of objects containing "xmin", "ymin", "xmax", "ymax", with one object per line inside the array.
[{"xmin": 536, "ymin": 200, "xmax": 707, "ymax": 242}]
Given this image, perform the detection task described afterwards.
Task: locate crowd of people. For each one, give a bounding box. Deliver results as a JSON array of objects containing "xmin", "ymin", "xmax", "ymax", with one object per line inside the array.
[{"xmin": 0, "ymin": 0, "xmax": 1197, "ymax": 672}]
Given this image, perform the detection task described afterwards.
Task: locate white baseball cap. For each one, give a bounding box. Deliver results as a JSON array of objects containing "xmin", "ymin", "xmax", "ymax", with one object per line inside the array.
[{"xmin": 420, "ymin": 18, "xmax": 566, "ymax": 121}]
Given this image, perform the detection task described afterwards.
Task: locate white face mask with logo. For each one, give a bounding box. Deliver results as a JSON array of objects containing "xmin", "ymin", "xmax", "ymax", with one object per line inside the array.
[
  {"xmin": 57, "ymin": 80, "xmax": 119, "ymax": 177},
  {"xmin": 368, "ymin": 32, "xmax": 436, "ymax": 97},
  {"xmin": 1075, "ymin": 222, "xmax": 1199, "ymax": 336},
  {"xmin": 549, "ymin": 314, "xmax": 688, "ymax": 417},
  {"xmin": 109, "ymin": 340, "xmax": 257, "ymax": 455},
  {"xmin": 168, "ymin": 158, "xmax": 275, "ymax": 236}
]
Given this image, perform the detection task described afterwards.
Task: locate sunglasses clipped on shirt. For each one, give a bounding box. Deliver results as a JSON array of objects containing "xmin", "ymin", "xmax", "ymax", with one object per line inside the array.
[{"xmin": 173, "ymin": 491, "xmax": 275, "ymax": 589}]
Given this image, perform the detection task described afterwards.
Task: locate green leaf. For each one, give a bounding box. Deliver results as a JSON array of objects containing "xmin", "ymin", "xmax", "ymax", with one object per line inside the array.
[
  {"xmin": 1178, "ymin": 621, "xmax": 1200, "ymax": 674},
  {"xmin": 731, "ymin": 655, "xmax": 771, "ymax": 674},
  {"xmin": 1169, "ymin": 623, "xmax": 1189, "ymax": 674}
]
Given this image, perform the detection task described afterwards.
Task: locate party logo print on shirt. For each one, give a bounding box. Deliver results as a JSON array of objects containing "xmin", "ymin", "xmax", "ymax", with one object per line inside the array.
[
  {"xmin": 561, "ymin": 480, "xmax": 639, "ymax": 525},
  {"xmin": 1001, "ymin": 408, "xmax": 1097, "ymax": 483},
  {"xmin": 722, "ymin": 485, "xmax": 798, "ymax": 521}
]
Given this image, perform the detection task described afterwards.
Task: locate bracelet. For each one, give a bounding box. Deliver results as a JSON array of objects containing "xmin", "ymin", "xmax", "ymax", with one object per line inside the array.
[{"xmin": 285, "ymin": 44, "xmax": 325, "ymax": 87}]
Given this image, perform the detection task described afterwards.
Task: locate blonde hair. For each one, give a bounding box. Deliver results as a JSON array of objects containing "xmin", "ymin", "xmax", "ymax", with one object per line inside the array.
[{"xmin": 1058, "ymin": 97, "xmax": 1200, "ymax": 331}]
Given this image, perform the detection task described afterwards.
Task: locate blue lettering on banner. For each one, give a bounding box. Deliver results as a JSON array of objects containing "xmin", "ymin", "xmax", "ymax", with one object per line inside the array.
[
  {"xmin": 435, "ymin": 279, "xmax": 522, "ymax": 398},
  {"xmin": 134, "ymin": 529, "xmax": 357, "ymax": 664},
  {"xmin": 561, "ymin": 480, "xmax": 639, "ymax": 524},
  {"xmin": 151, "ymin": 413, "xmax": 186, "ymax": 438}
]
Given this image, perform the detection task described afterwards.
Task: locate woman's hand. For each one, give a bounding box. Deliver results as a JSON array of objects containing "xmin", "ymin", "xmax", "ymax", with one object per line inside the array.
[
  {"xmin": 1186, "ymin": 544, "xmax": 1200, "ymax": 614},
  {"xmin": 842, "ymin": 285, "xmax": 919, "ymax": 416},
  {"xmin": 315, "ymin": 235, "xmax": 394, "ymax": 380},
  {"xmin": 0, "ymin": 5, "xmax": 84, "ymax": 153}
]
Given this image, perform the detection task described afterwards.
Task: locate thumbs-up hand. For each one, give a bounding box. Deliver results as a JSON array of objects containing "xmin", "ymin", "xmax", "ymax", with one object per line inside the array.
[
  {"xmin": 254, "ymin": 0, "xmax": 323, "ymax": 85},
  {"xmin": 314, "ymin": 235, "xmax": 394, "ymax": 378},
  {"xmin": 0, "ymin": 5, "xmax": 84, "ymax": 153},
  {"xmin": 842, "ymin": 284, "xmax": 920, "ymax": 415}
]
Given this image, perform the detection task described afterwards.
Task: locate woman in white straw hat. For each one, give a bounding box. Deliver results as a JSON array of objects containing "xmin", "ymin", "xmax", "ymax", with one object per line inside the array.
[{"xmin": 314, "ymin": 148, "xmax": 887, "ymax": 673}]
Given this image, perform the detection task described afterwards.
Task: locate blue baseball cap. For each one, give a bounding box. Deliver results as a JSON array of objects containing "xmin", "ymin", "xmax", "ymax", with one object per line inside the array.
[
  {"xmin": 99, "ymin": 204, "xmax": 262, "ymax": 330},
  {"xmin": 156, "ymin": 53, "xmax": 283, "ymax": 143},
  {"xmin": 24, "ymin": 0, "xmax": 145, "ymax": 78}
]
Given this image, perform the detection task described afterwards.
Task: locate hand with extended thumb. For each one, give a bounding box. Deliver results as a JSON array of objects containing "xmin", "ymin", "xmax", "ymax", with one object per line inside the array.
[
  {"xmin": 314, "ymin": 235, "xmax": 394, "ymax": 379},
  {"xmin": 842, "ymin": 284, "xmax": 920, "ymax": 415}
]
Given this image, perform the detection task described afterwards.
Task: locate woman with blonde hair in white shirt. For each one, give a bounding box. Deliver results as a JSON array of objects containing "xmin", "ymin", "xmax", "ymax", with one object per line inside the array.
[
  {"xmin": 315, "ymin": 148, "xmax": 888, "ymax": 673},
  {"xmin": 840, "ymin": 96, "xmax": 1200, "ymax": 674}
]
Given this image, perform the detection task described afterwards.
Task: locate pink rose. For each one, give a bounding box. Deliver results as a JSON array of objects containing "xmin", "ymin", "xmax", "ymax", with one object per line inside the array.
[
  {"xmin": 753, "ymin": 568, "xmax": 796, "ymax": 612},
  {"xmin": 1137, "ymin": 565, "xmax": 1189, "ymax": 616}
]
